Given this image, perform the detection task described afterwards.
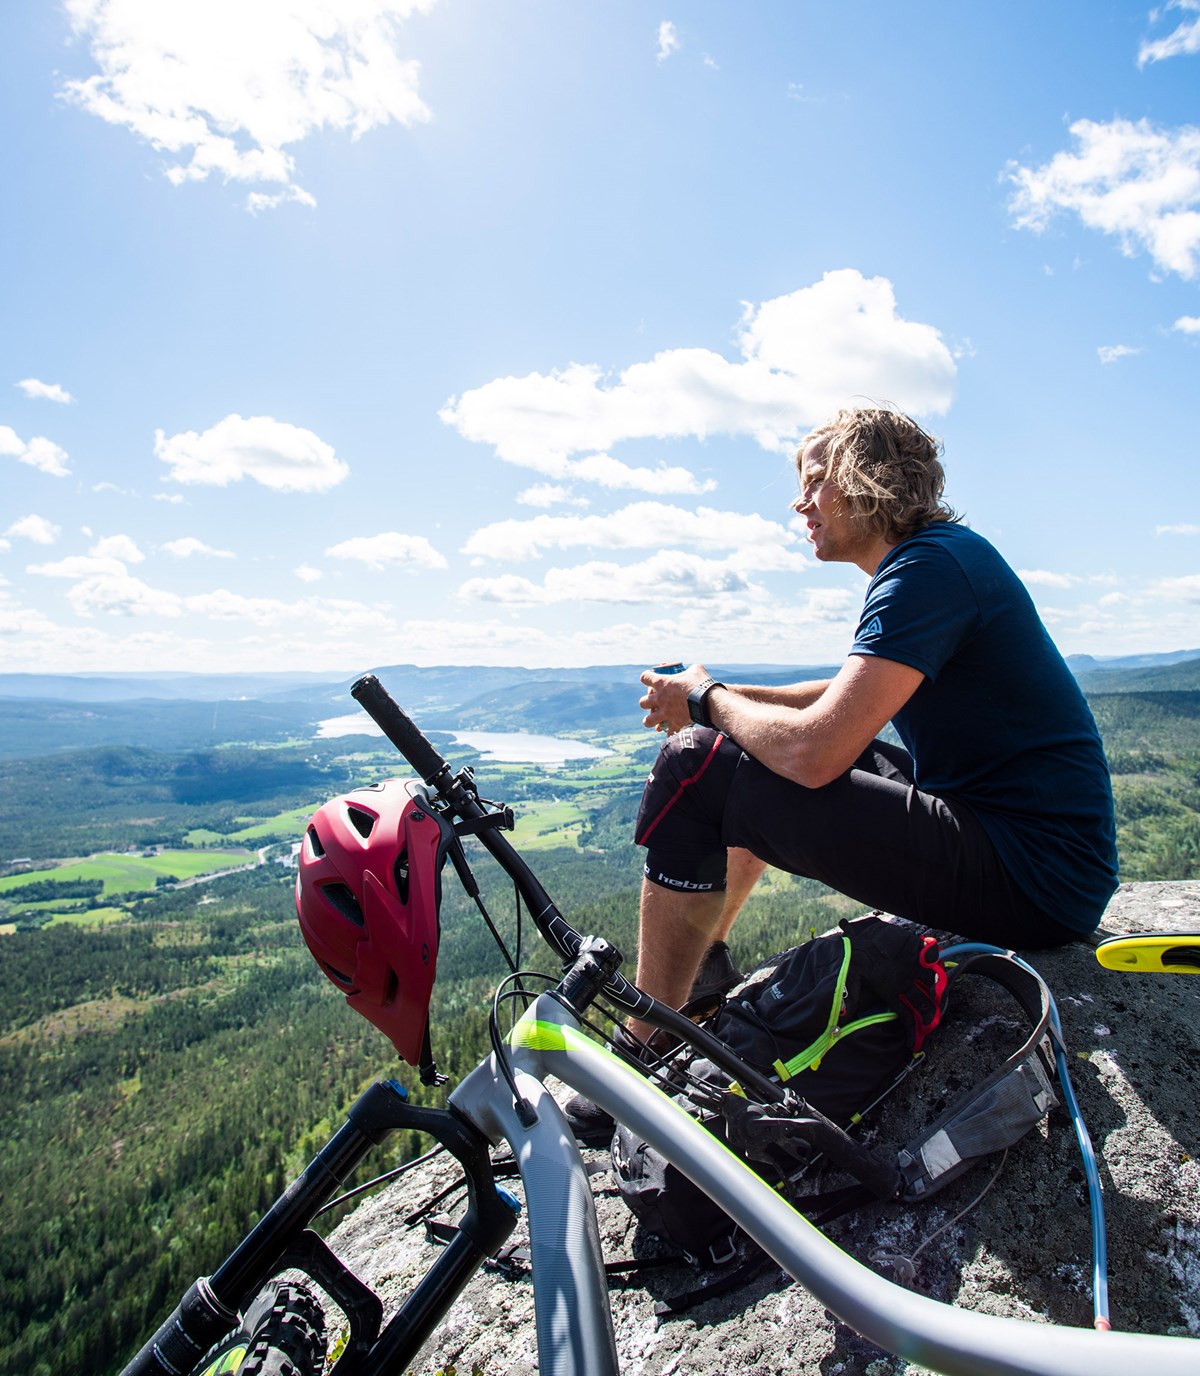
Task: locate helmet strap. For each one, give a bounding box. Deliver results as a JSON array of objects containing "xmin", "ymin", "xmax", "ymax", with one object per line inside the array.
[{"xmin": 418, "ymin": 1022, "xmax": 448, "ymax": 1087}]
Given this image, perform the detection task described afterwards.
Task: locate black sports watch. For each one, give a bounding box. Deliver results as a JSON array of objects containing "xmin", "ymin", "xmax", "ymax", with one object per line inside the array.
[{"xmin": 687, "ymin": 677, "xmax": 725, "ymax": 728}]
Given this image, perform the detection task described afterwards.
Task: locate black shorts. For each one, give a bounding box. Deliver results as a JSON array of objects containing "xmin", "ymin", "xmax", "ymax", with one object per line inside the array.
[{"xmin": 634, "ymin": 727, "xmax": 1077, "ymax": 950}]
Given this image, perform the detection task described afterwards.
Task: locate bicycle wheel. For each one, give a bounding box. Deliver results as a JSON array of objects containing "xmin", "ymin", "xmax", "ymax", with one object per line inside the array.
[{"xmin": 189, "ymin": 1279, "xmax": 328, "ymax": 1376}]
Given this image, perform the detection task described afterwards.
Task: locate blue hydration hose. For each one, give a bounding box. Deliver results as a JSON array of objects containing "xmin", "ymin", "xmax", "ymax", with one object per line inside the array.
[{"xmin": 941, "ymin": 943, "xmax": 1110, "ymax": 1330}]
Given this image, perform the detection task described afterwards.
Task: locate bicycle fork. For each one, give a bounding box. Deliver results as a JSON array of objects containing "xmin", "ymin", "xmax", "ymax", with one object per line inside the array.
[{"xmin": 119, "ymin": 1080, "xmax": 518, "ymax": 1376}]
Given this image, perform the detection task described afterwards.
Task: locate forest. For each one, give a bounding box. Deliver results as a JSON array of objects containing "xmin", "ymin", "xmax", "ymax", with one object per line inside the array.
[{"xmin": 1, "ymin": 678, "xmax": 1198, "ymax": 1374}]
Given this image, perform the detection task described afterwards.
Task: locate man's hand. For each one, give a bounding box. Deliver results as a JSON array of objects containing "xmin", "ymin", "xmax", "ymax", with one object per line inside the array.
[{"xmin": 639, "ymin": 663, "xmax": 712, "ymax": 735}]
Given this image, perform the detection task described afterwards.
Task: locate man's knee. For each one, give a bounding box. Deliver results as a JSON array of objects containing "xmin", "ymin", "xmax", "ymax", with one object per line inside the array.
[
  {"xmin": 634, "ymin": 727, "xmax": 741, "ymax": 846},
  {"xmin": 634, "ymin": 727, "xmax": 741, "ymax": 890}
]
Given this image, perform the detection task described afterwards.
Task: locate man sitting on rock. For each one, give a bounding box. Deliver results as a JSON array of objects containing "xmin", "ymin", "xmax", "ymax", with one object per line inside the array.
[{"xmin": 568, "ymin": 407, "xmax": 1118, "ymax": 1145}]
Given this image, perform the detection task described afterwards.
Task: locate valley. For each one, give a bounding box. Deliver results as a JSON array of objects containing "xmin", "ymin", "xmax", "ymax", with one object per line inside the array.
[{"xmin": 2, "ymin": 661, "xmax": 1199, "ymax": 1374}]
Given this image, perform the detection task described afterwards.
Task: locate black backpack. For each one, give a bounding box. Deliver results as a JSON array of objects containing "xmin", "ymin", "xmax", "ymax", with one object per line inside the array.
[
  {"xmin": 611, "ymin": 914, "xmax": 1060, "ymax": 1285},
  {"xmin": 612, "ymin": 914, "xmax": 947, "ymax": 1267}
]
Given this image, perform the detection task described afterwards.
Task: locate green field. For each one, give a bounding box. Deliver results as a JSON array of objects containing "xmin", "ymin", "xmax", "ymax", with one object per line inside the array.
[
  {"xmin": 49, "ymin": 904, "xmax": 132, "ymax": 928},
  {"xmin": 0, "ymin": 848, "xmax": 255, "ymax": 899},
  {"xmin": 508, "ymin": 797, "xmax": 589, "ymax": 849},
  {"xmin": 186, "ymin": 804, "xmax": 317, "ymax": 847}
]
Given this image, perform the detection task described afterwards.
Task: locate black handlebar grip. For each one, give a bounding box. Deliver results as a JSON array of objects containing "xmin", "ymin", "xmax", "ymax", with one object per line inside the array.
[{"xmin": 350, "ymin": 674, "xmax": 449, "ymax": 783}]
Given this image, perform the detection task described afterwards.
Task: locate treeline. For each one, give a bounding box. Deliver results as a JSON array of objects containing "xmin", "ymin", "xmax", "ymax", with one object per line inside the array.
[
  {"xmin": 0, "ymin": 744, "xmax": 358, "ymax": 862},
  {"xmin": 0, "ymin": 877, "xmax": 104, "ymax": 903},
  {"xmin": 0, "ymin": 696, "xmax": 329, "ymax": 760}
]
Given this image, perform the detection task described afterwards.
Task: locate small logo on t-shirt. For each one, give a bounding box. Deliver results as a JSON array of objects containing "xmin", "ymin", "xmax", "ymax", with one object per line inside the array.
[{"xmin": 861, "ymin": 615, "xmax": 884, "ymax": 639}]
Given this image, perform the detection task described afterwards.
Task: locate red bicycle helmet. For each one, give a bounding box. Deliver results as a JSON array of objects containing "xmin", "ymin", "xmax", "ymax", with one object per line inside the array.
[{"xmin": 295, "ymin": 778, "xmax": 452, "ymax": 1064}]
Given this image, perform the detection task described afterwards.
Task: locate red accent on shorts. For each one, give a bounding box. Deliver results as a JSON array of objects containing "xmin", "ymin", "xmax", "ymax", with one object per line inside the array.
[{"xmin": 635, "ymin": 732, "xmax": 727, "ymax": 847}]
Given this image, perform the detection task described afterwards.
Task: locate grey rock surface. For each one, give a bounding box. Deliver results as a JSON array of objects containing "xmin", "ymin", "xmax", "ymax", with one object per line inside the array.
[{"xmin": 326, "ymin": 882, "xmax": 1200, "ymax": 1374}]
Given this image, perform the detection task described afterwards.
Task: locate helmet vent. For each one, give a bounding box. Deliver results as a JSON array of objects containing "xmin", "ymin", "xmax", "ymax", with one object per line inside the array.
[
  {"xmin": 322, "ymin": 881, "xmax": 365, "ymax": 927},
  {"xmin": 322, "ymin": 961, "xmax": 354, "ymax": 987},
  {"xmin": 347, "ymin": 805, "xmax": 376, "ymax": 839},
  {"xmin": 306, "ymin": 825, "xmax": 325, "ymax": 857}
]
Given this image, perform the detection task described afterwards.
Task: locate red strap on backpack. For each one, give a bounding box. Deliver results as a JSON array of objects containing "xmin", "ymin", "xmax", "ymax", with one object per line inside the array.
[{"xmin": 898, "ymin": 937, "xmax": 948, "ymax": 1054}]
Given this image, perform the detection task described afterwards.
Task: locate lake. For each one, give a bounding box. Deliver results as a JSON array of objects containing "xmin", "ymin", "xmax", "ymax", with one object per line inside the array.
[{"xmin": 315, "ymin": 715, "xmax": 613, "ymax": 765}]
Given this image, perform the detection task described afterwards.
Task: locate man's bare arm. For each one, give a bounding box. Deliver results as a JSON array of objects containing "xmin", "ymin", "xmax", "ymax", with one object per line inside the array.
[
  {"xmin": 640, "ymin": 656, "xmax": 923, "ymax": 789},
  {"xmin": 722, "ymin": 680, "xmax": 832, "ymax": 710}
]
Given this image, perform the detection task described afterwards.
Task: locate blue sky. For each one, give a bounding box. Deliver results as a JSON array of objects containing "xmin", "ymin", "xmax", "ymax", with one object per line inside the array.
[{"xmin": 2, "ymin": 1, "xmax": 1199, "ymax": 675}]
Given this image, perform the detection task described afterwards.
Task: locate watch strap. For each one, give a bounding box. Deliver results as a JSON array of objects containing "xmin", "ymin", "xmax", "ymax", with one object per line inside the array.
[{"xmin": 687, "ymin": 677, "xmax": 725, "ymax": 728}]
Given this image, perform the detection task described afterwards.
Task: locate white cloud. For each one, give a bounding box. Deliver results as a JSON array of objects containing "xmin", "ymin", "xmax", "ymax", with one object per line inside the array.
[
  {"xmin": 5, "ymin": 514, "xmax": 61, "ymax": 545},
  {"xmin": 1019, "ymin": 568, "xmax": 1079, "ymax": 590},
  {"xmin": 61, "ymin": 0, "xmax": 437, "ymax": 210},
  {"xmin": 183, "ymin": 588, "xmax": 392, "ymax": 629},
  {"xmin": 1152, "ymin": 573, "xmax": 1200, "ymax": 601},
  {"xmin": 463, "ymin": 501, "xmax": 801, "ymax": 562},
  {"xmin": 460, "ymin": 558, "xmax": 749, "ymax": 608},
  {"xmin": 1174, "ymin": 314, "xmax": 1200, "ymax": 333},
  {"xmin": 294, "ymin": 563, "xmax": 323, "ymax": 582},
  {"xmin": 1007, "ymin": 118, "xmax": 1200, "ymax": 280},
  {"xmin": 0, "ymin": 425, "xmax": 71, "ymax": 477},
  {"xmin": 1156, "ymin": 522, "xmax": 1200, "ymax": 535},
  {"xmin": 39, "ymin": 563, "xmax": 396, "ymax": 630},
  {"xmin": 394, "ymin": 588, "xmax": 863, "ymax": 668},
  {"xmin": 153, "ymin": 492, "xmax": 185, "ymax": 504},
  {"xmin": 1139, "ymin": 1, "xmax": 1200, "ymax": 67},
  {"xmin": 67, "ymin": 572, "xmax": 185, "ymax": 619},
  {"xmin": 247, "ymin": 186, "xmax": 318, "ymax": 214},
  {"xmin": 516, "ymin": 484, "xmax": 589, "ymax": 508},
  {"xmin": 576, "ymin": 452, "xmax": 717, "ymax": 494},
  {"xmin": 161, "ymin": 536, "xmax": 235, "ymax": 558},
  {"xmin": 1019, "ymin": 569, "xmax": 1121, "ymax": 590},
  {"xmin": 460, "ymin": 544, "xmax": 810, "ymax": 607},
  {"xmin": 15, "ymin": 378, "xmax": 74, "ymax": 404},
  {"xmin": 1098, "ymin": 344, "xmax": 1144, "ymax": 364},
  {"xmin": 28, "ymin": 554, "xmax": 129, "ymax": 580},
  {"xmin": 183, "ymin": 589, "xmax": 290, "ymax": 624},
  {"xmin": 656, "ymin": 21, "xmax": 680, "ymax": 63},
  {"xmin": 91, "ymin": 533, "xmax": 145, "ymax": 563},
  {"xmin": 441, "ymin": 272, "xmax": 956, "ymax": 476},
  {"xmin": 325, "ymin": 531, "xmax": 447, "ymax": 570},
  {"xmin": 156, "ymin": 414, "xmax": 350, "ymax": 491}
]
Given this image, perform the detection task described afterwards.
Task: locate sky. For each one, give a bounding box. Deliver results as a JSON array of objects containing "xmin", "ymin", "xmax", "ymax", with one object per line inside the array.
[{"xmin": 2, "ymin": 1, "xmax": 1199, "ymax": 676}]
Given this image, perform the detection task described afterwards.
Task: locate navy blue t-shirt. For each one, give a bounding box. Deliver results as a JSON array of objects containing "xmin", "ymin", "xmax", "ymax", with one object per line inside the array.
[{"xmin": 851, "ymin": 522, "xmax": 1118, "ymax": 934}]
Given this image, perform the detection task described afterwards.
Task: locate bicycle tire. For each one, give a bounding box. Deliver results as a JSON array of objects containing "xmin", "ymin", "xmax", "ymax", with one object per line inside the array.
[{"xmin": 189, "ymin": 1280, "xmax": 327, "ymax": 1376}]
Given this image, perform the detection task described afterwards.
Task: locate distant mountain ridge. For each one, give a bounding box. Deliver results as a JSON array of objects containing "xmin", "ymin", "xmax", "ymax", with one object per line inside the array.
[
  {"xmin": 1, "ymin": 653, "xmax": 1198, "ymax": 760},
  {"xmin": 9, "ymin": 650, "xmax": 1196, "ymax": 705},
  {"xmin": 1065, "ymin": 648, "xmax": 1200, "ymax": 671}
]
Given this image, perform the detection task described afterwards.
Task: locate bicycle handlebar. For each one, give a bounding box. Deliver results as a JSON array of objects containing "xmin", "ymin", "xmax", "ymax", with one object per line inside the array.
[
  {"xmin": 348, "ymin": 673, "xmax": 796, "ymax": 1100},
  {"xmin": 350, "ymin": 673, "xmax": 619, "ymax": 976},
  {"xmin": 351, "ymin": 673, "xmax": 455, "ymax": 787}
]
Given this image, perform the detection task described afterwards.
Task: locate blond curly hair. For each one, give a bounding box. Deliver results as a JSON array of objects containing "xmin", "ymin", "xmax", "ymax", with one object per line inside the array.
[{"xmin": 799, "ymin": 407, "xmax": 960, "ymax": 542}]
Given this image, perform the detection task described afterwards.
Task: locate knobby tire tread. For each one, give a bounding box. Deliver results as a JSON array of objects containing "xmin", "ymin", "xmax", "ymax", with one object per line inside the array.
[
  {"xmin": 238, "ymin": 1281, "xmax": 327, "ymax": 1376},
  {"xmin": 188, "ymin": 1280, "xmax": 327, "ymax": 1376}
]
